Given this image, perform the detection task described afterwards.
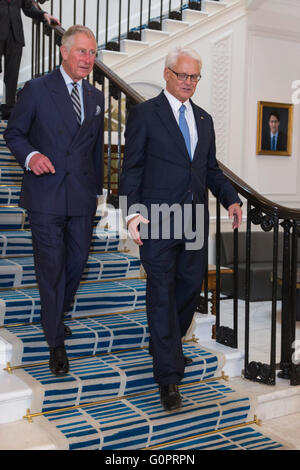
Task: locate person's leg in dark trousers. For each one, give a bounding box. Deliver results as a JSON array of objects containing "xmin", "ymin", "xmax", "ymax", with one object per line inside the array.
[
  {"xmin": 63, "ymin": 215, "xmax": 94, "ymax": 313},
  {"xmin": 175, "ymin": 243, "xmax": 207, "ymax": 338},
  {"xmin": 141, "ymin": 238, "xmax": 186, "ymax": 386},
  {"xmin": 0, "ymin": 30, "xmax": 23, "ymax": 117},
  {"xmin": 27, "ymin": 211, "xmax": 94, "ymax": 348}
]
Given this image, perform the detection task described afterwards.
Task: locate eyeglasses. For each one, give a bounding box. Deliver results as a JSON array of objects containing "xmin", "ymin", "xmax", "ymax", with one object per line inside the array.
[{"xmin": 168, "ymin": 67, "xmax": 201, "ymax": 83}]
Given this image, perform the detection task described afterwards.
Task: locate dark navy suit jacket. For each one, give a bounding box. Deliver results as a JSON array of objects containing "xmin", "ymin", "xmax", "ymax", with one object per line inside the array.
[
  {"xmin": 4, "ymin": 68, "xmax": 104, "ymax": 216},
  {"xmin": 0, "ymin": 0, "xmax": 45, "ymax": 45},
  {"xmin": 120, "ymin": 91, "xmax": 240, "ymax": 223}
]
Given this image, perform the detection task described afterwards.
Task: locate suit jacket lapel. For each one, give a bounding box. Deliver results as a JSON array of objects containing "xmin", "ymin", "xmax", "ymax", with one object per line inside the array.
[
  {"xmin": 46, "ymin": 69, "xmax": 79, "ymax": 138},
  {"xmin": 154, "ymin": 92, "xmax": 191, "ymax": 163},
  {"xmin": 190, "ymin": 99, "xmax": 205, "ymax": 161},
  {"xmin": 80, "ymin": 79, "xmax": 95, "ymax": 131}
]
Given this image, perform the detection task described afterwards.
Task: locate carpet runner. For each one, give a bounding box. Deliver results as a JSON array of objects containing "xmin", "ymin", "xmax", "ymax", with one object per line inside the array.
[
  {"xmin": 0, "ymin": 119, "xmax": 289, "ymax": 450},
  {"xmin": 0, "ymin": 252, "xmax": 141, "ymax": 288},
  {"xmin": 0, "ymin": 228, "xmax": 121, "ymax": 257}
]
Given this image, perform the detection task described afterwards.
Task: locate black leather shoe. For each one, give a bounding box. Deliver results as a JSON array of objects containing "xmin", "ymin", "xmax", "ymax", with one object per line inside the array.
[
  {"xmin": 159, "ymin": 384, "xmax": 182, "ymax": 411},
  {"xmin": 184, "ymin": 355, "xmax": 193, "ymax": 366},
  {"xmin": 64, "ymin": 324, "xmax": 72, "ymax": 338},
  {"xmin": 49, "ymin": 344, "xmax": 69, "ymax": 376}
]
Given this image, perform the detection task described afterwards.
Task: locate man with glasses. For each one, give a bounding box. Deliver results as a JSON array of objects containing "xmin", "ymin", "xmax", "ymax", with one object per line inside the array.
[{"xmin": 120, "ymin": 46, "xmax": 242, "ymax": 412}]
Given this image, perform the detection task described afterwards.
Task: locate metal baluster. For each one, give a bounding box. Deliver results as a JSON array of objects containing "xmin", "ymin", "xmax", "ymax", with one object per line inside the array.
[
  {"xmin": 36, "ymin": 22, "xmax": 40, "ymax": 77},
  {"xmin": 105, "ymin": 0, "xmax": 109, "ymax": 47},
  {"xmin": 31, "ymin": 22, "xmax": 35, "ymax": 78},
  {"xmin": 215, "ymin": 199, "xmax": 221, "ymax": 336},
  {"xmin": 233, "ymin": 227, "xmax": 239, "ymax": 348},
  {"xmin": 117, "ymin": 90, "xmax": 122, "ymax": 196},
  {"xmin": 270, "ymin": 217, "xmax": 279, "ymax": 385},
  {"xmin": 59, "ymin": 0, "xmax": 62, "ymax": 24},
  {"xmin": 290, "ymin": 221, "xmax": 300, "ymax": 385},
  {"xmin": 48, "ymin": 27, "xmax": 53, "ymax": 72},
  {"xmin": 169, "ymin": 0, "xmax": 172, "ymax": 17},
  {"xmin": 244, "ymin": 201, "xmax": 251, "ymax": 378},
  {"xmin": 148, "ymin": 0, "xmax": 151, "ymax": 25},
  {"xmin": 73, "ymin": 0, "xmax": 77, "ymax": 24},
  {"xmin": 107, "ymin": 84, "xmax": 112, "ymax": 200},
  {"xmin": 278, "ymin": 220, "xmax": 292, "ymax": 379},
  {"xmin": 42, "ymin": 24, "xmax": 45, "ymax": 75},
  {"xmin": 83, "ymin": 0, "xmax": 86, "ymax": 26},
  {"xmin": 96, "ymin": 0, "xmax": 100, "ymax": 45},
  {"xmin": 119, "ymin": 0, "xmax": 122, "ymax": 49},
  {"xmin": 140, "ymin": 0, "xmax": 143, "ymax": 36}
]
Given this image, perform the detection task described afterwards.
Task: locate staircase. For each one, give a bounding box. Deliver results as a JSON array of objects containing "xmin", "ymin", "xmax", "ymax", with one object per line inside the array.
[{"xmin": 0, "ymin": 119, "xmax": 290, "ymax": 450}]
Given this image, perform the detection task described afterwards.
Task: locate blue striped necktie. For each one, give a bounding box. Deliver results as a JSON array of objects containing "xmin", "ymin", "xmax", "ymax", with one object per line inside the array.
[
  {"xmin": 271, "ymin": 135, "xmax": 276, "ymax": 151},
  {"xmin": 71, "ymin": 82, "xmax": 82, "ymax": 125},
  {"xmin": 179, "ymin": 104, "xmax": 192, "ymax": 160}
]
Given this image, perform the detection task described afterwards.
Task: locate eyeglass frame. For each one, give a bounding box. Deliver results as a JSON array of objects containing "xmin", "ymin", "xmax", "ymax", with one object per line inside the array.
[{"xmin": 167, "ymin": 67, "xmax": 201, "ymax": 83}]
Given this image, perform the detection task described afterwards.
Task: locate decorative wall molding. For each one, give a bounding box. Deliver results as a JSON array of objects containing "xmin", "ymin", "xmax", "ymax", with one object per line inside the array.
[{"xmin": 210, "ymin": 31, "xmax": 233, "ymax": 165}]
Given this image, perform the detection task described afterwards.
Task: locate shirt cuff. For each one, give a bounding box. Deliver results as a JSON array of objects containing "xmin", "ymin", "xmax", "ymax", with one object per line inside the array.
[
  {"xmin": 126, "ymin": 213, "xmax": 139, "ymax": 224},
  {"xmin": 25, "ymin": 151, "xmax": 39, "ymax": 171}
]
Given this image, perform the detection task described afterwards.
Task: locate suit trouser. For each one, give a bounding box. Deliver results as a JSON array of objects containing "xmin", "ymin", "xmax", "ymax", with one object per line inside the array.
[
  {"xmin": 140, "ymin": 206, "xmax": 207, "ymax": 385},
  {"xmin": 27, "ymin": 210, "xmax": 94, "ymax": 348},
  {"xmin": 0, "ymin": 30, "xmax": 23, "ymax": 112}
]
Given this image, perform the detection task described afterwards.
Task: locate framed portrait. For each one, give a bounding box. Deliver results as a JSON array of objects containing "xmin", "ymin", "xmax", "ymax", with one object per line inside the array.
[{"xmin": 256, "ymin": 101, "xmax": 293, "ymax": 156}]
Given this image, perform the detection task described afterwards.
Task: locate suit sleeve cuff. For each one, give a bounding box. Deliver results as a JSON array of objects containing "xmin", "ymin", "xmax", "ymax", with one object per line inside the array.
[{"xmin": 25, "ymin": 151, "xmax": 39, "ymax": 171}]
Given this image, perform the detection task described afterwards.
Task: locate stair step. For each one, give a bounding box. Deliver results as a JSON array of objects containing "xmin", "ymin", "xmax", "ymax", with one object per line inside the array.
[
  {"xmin": 0, "ymin": 166, "xmax": 23, "ymax": 185},
  {"xmin": 0, "ymin": 185, "xmax": 21, "ymax": 205},
  {"xmin": 0, "ymin": 252, "xmax": 141, "ymax": 288},
  {"xmin": 162, "ymin": 18, "xmax": 191, "ymax": 34},
  {"xmin": 30, "ymin": 380, "xmax": 251, "ymax": 450},
  {"xmin": 0, "ymin": 227, "xmax": 120, "ymax": 257},
  {"xmin": 99, "ymin": 50, "xmax": 129, "ymax": 67},
  {"xmin": 0, "ymin": 148, "xmax": 15, "ymax": 166},
  {"xmin": 0, "ymin": 278, "xmax": 146, "ymax": 326},
  {"xmin": 15, "ymin": 344, "xmax": 220, "ymax": 414},
  {"xmin": 141, "ymin": 28, "xmax": 170, "ymax": 45},
  {"xmin": 120, "ymin": 39, "xmax": 150, "ymax": 55},
  {"xmin": 182, "ymin": 8, "xmax": 208, "ymax": 23},
  {"xmin": 1, "ymin": 310, "xmax": 148, "ymax": 366},
  {"xmin": 149, "ymin": 424, "xmax": 285, "ymax": 450},
  {"xmin": 0, "ymin": 207, "xmax": 102, "ymax": 231},
  {"xmin": 205, "ymin": 0, "xmax": 228, "ymax": 14}
]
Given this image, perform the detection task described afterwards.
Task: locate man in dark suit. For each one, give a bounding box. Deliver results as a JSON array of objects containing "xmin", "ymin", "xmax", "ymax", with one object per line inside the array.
[
  {"xmin": 4, "ymin": 25, "xmax": 104, "ymax": 376},
  {"xmin": 261, "ymin": 111, "xmax": 287, "ymax": 152},
  {"xmin": 0, "ymin": 0, "xmax": 59, "ymax": 119},
  {"xmin": 120, "ymin": 47, "xmax": 242, "ymax": 411}
]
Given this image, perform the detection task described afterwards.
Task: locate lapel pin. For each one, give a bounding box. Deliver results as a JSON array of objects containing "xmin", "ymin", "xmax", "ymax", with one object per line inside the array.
[{"xmin": 201, "ymin": 116, "xmax": 204, "ymax": 120}]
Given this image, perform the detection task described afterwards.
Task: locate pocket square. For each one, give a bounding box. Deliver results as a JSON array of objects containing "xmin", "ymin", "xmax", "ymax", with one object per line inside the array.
[{"xmin": 95, "ymin": 105, "xmax": 101, "ymax": 116}]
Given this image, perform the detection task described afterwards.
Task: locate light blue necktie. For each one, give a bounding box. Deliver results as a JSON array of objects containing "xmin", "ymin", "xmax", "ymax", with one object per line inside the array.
[
  {"xmin": 179, "ymin": 104, "xmax": 192, "ymax": 159},
  {"xmin": 271, "ymin": 135, "xmax": 276, "ymax": 151}
]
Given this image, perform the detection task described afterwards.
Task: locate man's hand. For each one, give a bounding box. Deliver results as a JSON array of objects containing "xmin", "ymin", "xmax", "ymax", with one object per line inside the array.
[
  {"xmin": 43, "ymin": 13, "xmax": 60, "ymax": 26},
  {"xmin": 228, "ymin": 203, "xmax": 242, "ymax": 230},
  {"xmin": 29, "ymin": 153, "xmax": 55, "ymax": 176},
  {"xmin": 127, "ymin": 215, "xmax": 149, "ymax": 246}
]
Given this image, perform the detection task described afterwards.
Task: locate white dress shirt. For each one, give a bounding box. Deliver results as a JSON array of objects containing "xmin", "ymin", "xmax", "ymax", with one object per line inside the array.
[
  {"xmin": 163, "ymin": 89, "xmax": 198, "ymax": 158},
  {"xmin": 25, "ymin": 65, "xmax": 84, "ymax": 170}
]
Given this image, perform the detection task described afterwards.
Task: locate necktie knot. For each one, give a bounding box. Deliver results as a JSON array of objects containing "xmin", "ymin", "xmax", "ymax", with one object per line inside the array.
[{"xmin": 179, "ymin": 104, "xmax": 186, "ymax": 114}]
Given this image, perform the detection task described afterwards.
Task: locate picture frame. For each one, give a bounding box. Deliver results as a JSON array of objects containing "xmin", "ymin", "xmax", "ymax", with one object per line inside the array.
[{"xmin": 256, "ymin": 101, "xmax": 293, "ymax": 156}]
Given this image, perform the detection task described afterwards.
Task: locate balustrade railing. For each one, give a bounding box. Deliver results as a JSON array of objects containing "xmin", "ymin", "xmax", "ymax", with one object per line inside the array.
[
  {"xmin": 30, "ymin": 2, "xmax": 300, "ymax": 388},
  {"xmin": 34, "ymin": 0, "xmax": 210, "ymax": 51}
]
